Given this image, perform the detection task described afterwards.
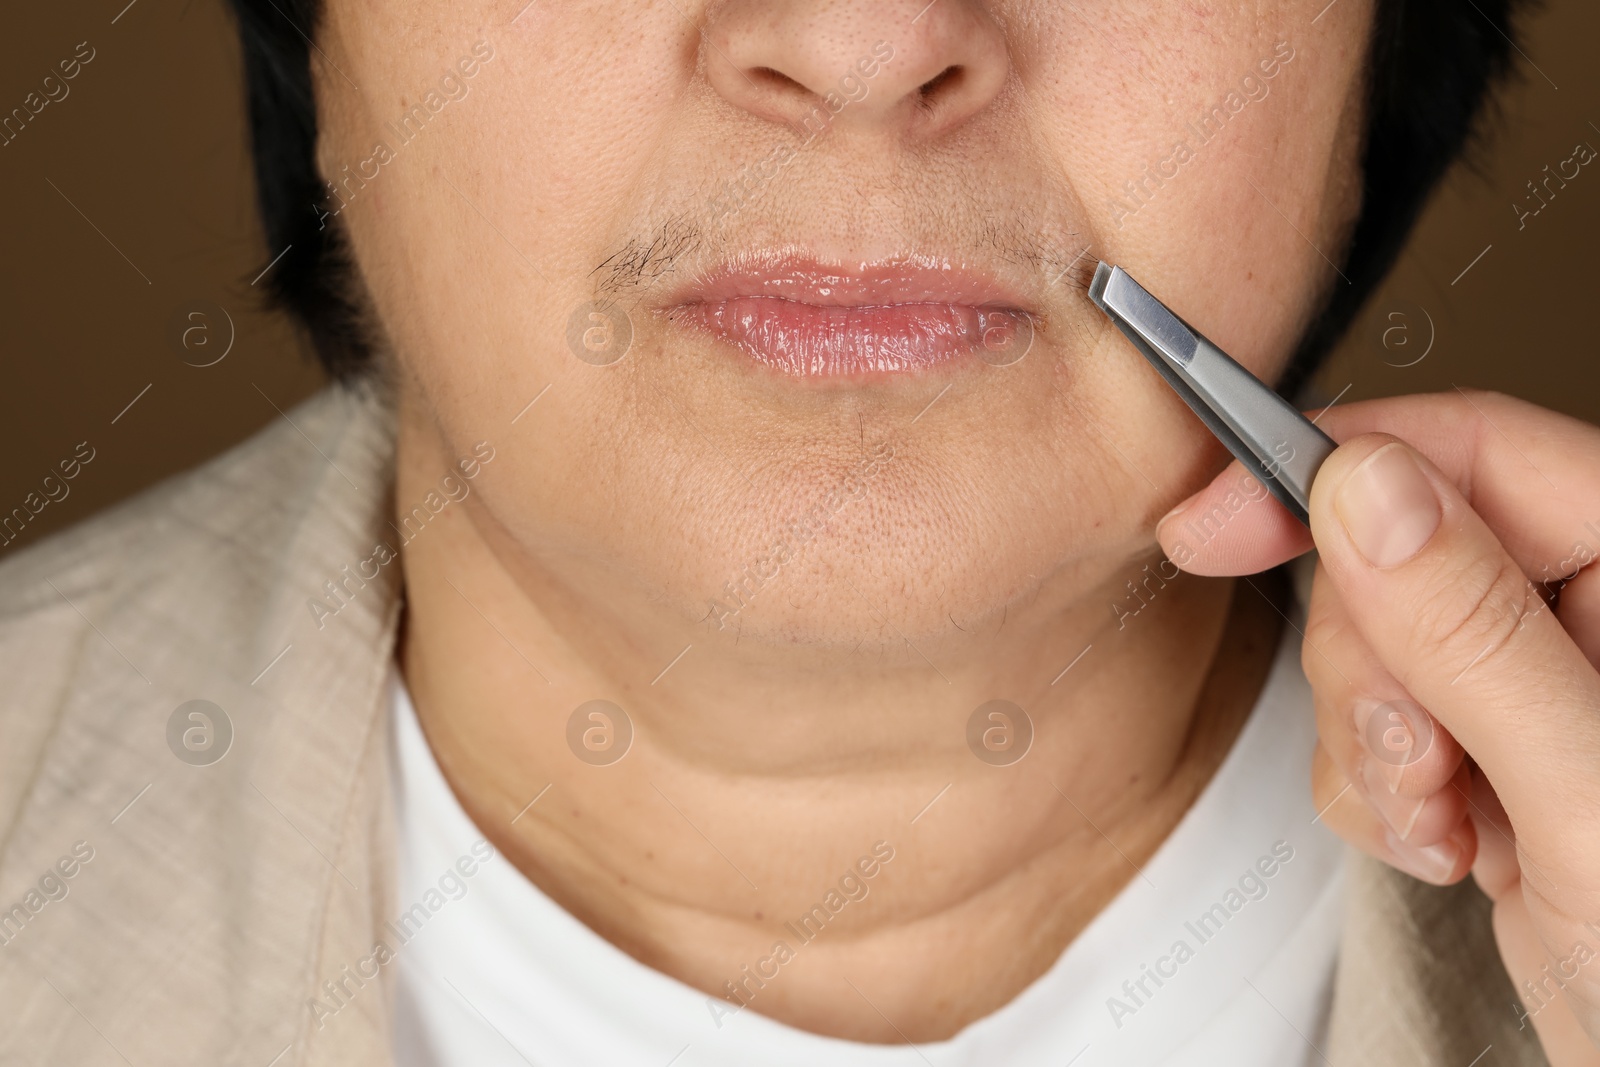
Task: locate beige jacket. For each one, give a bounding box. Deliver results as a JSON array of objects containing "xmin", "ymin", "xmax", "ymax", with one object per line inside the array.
[{"xmin": 0, "ymin": 382, "xmax": 1548, "ymax": 1066}]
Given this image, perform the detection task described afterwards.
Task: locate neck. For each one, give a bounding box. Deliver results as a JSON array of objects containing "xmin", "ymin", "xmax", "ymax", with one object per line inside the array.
[{"xmin": 394, "ymin": 398, "xmax": 1285, "ymax": 1043}]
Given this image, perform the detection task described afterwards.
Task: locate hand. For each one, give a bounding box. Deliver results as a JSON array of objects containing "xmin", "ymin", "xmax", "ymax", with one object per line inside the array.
[{"xmin": 1156, "ymin": 389, "xmax": 1600, "ymax": 1064}]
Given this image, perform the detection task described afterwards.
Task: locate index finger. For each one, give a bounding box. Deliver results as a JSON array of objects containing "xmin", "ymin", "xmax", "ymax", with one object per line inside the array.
[{"xmin": 1308, "ymin": 432, "xmax": 1600, "ymax": 863}]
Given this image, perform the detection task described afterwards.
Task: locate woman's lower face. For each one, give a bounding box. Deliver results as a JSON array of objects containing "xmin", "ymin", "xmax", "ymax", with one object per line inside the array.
[{"xmin": 320, "ymin": 0, "xmax": 1373, "ymax": 1042}]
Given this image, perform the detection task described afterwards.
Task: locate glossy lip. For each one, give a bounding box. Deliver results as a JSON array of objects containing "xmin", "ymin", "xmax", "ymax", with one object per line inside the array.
[{"xmin": 658, "ymin": 252, "xmax": 1040, "ymax": 379}]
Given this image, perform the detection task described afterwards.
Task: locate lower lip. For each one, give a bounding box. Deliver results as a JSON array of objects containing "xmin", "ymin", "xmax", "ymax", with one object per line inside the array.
[{"xmin": 673, "ymin": 297, "xmax": 1033, "ymax": 377}]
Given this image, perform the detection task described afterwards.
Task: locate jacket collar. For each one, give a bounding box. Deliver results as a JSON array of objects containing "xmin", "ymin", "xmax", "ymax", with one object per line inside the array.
[
  {"xmin": 0, "ymin": 380, "xmax": 403, "ymax": 1065},
  {"xmin": 1328, "ymin": 851, "xmax": 1548, "ymax": 1065}
]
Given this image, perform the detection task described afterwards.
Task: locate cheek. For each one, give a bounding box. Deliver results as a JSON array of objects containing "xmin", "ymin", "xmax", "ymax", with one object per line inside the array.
[
  {"xmin": 1037, "ymin": 1, "xmax": 1370, "ymax": 383},
  {"xmin": 326, "ymin": 1, "xmax": 694, "ymax": 428}
]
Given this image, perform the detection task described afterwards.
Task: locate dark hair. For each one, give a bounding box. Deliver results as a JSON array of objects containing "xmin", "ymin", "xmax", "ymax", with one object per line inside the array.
[
  {"xmin": 226, "ymin": 0, "xmax": 372, "ymax": 380},
  {"xmin": 224, "ymin": 1, "xmax": 1532, "ymax": 388},
  {"xmin": 1281, "ymin": 0, "xmax": 1534, "ymax": 396}
]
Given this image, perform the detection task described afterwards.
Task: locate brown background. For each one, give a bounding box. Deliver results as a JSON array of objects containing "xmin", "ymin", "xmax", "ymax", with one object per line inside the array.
[{"xmin": 1, "ymin": 0, "xmax": 1596, "ymax": 554}]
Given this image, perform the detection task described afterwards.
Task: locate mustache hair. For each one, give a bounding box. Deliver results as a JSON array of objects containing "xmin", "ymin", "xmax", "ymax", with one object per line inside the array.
[
  {"xmin": 591, "ymin": 214, "xmax": 703, "ymax": 300},
  {"xmin": 588, "ymin": 212, "xmax": 1096, "ymax": 306}
]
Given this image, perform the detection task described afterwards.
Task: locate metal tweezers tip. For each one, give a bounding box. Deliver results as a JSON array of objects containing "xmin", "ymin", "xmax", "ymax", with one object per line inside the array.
[{"xmin": 1087, "ymin": 261, "xmax": 1114, "ymax": 311}]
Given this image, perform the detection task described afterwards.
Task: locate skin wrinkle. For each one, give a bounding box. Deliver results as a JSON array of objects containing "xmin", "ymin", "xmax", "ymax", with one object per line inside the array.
[{"xmin": 314, "ymin": 0, "xmax": 1377, "ymax": 1044}]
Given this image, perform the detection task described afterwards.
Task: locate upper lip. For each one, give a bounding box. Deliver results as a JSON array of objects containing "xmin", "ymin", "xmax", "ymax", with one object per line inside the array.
[{"xmin": 655, "ymin": 250, "xmax": 1039, "ymax": 314}]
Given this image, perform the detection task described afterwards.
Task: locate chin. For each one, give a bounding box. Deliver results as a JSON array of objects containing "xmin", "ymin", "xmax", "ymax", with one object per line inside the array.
[{"xmin": 579, "ymin": 426, "xmax": 1130, "ymax": 656}]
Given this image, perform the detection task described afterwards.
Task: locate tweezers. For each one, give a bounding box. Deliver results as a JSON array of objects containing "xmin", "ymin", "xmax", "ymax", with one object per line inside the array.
[{"xmin": 1087, "ymin": 262, "xmax": 1336, "ymax": 526}]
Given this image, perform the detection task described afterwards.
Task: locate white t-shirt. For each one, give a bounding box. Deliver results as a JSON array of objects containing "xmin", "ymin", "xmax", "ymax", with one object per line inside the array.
[{"xmin": 388, "ymin": 629, "xmax": 1346, "ymax": 1067}]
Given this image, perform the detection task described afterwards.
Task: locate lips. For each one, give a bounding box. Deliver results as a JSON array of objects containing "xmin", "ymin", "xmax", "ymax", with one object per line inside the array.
[{"xmin": 661, "ymin": 255, "xmax": 1038, "ymax": 378}]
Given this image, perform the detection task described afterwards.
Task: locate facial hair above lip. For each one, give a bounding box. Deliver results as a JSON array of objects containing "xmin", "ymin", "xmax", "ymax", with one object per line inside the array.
[{"xmin": 586, "ymin": 213, "xmax": 1098, "ymax": 313}]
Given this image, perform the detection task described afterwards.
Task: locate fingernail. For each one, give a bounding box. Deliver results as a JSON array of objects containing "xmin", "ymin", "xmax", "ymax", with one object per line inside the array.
[
  {"xmin": 1361, "ymin": 758, "xmax": 1426, "ymax": 839},
  {"xmin": 1334, "ymin": 443, "xmax": 1441, "ymax": 568},
  {"xmin": 1384, "ymin": 829, "xmax": 1460, "ymax": 884}
]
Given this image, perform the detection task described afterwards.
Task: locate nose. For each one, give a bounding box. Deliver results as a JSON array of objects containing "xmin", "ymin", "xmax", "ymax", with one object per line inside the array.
[{"xmin": 704, "ymin": 0, "xmax": 1009, "ymax": 141}]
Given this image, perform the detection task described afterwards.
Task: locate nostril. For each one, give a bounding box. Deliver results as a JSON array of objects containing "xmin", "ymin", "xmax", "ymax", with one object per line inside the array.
[
  {"xmin": 917, "ymin": 65, "xmax": 964, "ymax": 107},
  {"xmin": 705, "ymin": 0, "xmax": 1008, "ymax": 136},
  {"xmin": 748, "ymin": 66, "xmax": 810, "ymax": 96}
]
